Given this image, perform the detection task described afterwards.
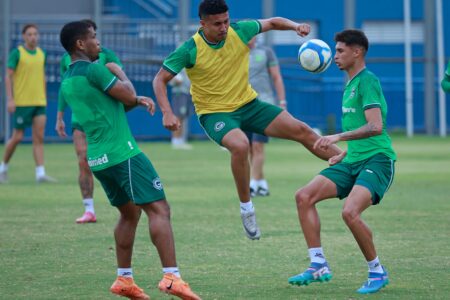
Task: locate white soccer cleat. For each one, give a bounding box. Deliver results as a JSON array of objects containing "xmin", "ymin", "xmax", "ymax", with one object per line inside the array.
[
  {"xmin": 0, "ymin": 171, "xmax": 8, "ymax": 184},
  {"xmin": 36, "ymin": 175, "xmax": 58, "ymax": 183},
  {"xmin": 241, "ymin": 210, "xmax": 261, "ymax": 240}
]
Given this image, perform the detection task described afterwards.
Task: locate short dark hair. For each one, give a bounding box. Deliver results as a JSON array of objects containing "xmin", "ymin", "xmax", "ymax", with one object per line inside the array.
[
  {"xmin": 198, "ymin": 0, "xmax": 228, "ymax": 19},
  {"xmin": 80, "ymin": 19, "xmax": 97, "ymax": 30},
  {"xmin": 22, "ymin": 24, "xmax": 38, "ymax": 34},
  {"xmin": 334, "ymin": 29, "xmax": 369, "ymax": 54},
  {"xmin": 60, "ymin": 21, "xmax": 92, "ymax": 53}
]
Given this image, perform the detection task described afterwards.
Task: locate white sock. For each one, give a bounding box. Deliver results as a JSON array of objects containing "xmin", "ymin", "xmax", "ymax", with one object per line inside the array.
[
  {"xmin": 368, "ymin": 256, "xmax": 384, "ymax": 273},
  {"xmin": 171, "ymin": 137, "xmax": 185, "ymax": 145},
  {"xmin": 83, "ymin": 198, "xmax": 95, "ymax": 214},
  {"xmin": 0, "ymin": 162, "xmax": 8, "ymax": 173},
  {"xmin": 117, "ymin": 268, "xmax": 133, "ymax": 278},
  {"xmin": 163, "ymin": 267, "xmax": 180, "ymax": 278},
  {"xmin": 35, "ymin": 165, "xmax": 45, "ymax": 178},
  {"xmin": 250, "ymin": 179, "xmax": 258, "ymax": 191},
  {"xmin": 257, "ymin": 179, "xmax": 268, "ymax": 190},
  {"xmin": 240, "ymin": 200, "xmax": 254, "ymax": 213},
  {"xmin": 308, "ymin": 247, "xmax": 326, "ymax": 264}
]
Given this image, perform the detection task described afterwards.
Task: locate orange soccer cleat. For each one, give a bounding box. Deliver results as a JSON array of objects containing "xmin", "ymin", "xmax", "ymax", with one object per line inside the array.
[
  {"xmin": 158, "ymin": 273, "xmax": 201, "ymax": 300},
  {"xmin": 110, "ymin": 276, "xmax": 150, "ymax": 300}
]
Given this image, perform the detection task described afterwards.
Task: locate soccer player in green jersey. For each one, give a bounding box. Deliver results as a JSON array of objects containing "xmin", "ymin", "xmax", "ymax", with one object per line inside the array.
[
  {"xmin": 59, "ymin": 21, "xmax": 201, "ymax": 300},
  {"xmin": 0, "ymin": 24, "xmax": 56, "ymax": 183},
  {"xmin": 56, "ymin": 20, "xmax": 122, "ymax": 224},
  {"xmin": 441, "ymin": 60, "xmax": 450, "ymax": 92},
  {"xmin": 288, "ymin": 29, "xmax": 396, "ymax": 294},
  {"xmin": 153, "ymin": 0, "xmax": 341, "ymax": 241}
]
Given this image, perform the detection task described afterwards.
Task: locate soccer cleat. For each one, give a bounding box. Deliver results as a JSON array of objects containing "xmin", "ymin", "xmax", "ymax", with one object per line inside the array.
[
  {"xmin": 240, "ymin": 210, "xmax": 261, "ymax": 240},
  {"xmin": 288, "ymin": 262, "xmax": 332, "ymax": 286},
  {"xmin": 76, "ymin": 211, "xmax": 97, "ymax": 224},
  {"xmin": 36, "ymin": 175, "xmax": 57, "ymax": 183},
  {"xmin": 172, "ymin": 143, "xmax": 193, "ymax": 150},
  {"xmin": 110, "ymin": 276, "xmax": 150, "ymax": 300},
  {"xmin": 250, "ymin": 187, "xmax": 256, "ymax": 198},
  {"xmin": 0, "ymin": 171, "xmax": 8, "ymax": 184},
  {"xmin": 256, "ymin": 187, "xmax": 270, "ymax": 197},
  {"xmin": 357, "ymin": 266, "xmax": 389, "ymax": 294},
  {"xmin": 158, "ymin": 273, "xmax": 201, "ymax": 300}
]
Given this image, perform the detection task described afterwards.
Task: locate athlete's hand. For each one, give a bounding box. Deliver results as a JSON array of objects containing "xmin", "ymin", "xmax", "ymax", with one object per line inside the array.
[
  {"xmin": 296, "ymin": 23, "xmax": 310, "ymax": 37},
  {"xmin": 136, "ymin": 96, "xmax": 155, "ymax": 115},
  {"xmin": 55, "ymin": 119, "xmax": 67, "ymax": 137},
  {"xmin": 162, "ymin": 112, "xmax": 181, "ymax": 131},
  {"xmin": 7, "ymin": 98, "xmax": 15, "ymax": 113},
  {"xmin": 314, "ymin": 134, "xmax": 340, "ymax": 150},
  {"xmin": 329, "ymin": 150, "xmax": 346, "ymax": 166}
]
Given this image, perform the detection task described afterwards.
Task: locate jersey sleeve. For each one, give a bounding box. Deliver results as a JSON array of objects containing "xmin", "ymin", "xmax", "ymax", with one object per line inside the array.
[
  {"xmin": 162, "ymin": 38, "xmax": 196, "ymax": 75},
  {"xmin": 86, "ymin": 63, "xmax": 118, "ymax": 92},
  {"xmin": 442, "ymin": 60, "xmax": 450, "ymax": 92},
  {"xmin": 232, "ymin": 20, "xmax": 261, "ymax": 44},
  {"xmin": 7, "ymin": 48, "xmax": 20, "ymax": 70},
  {"xmin": 60, "ymin": 53, "xmax": 71, "ymax": 76},
  {"xmin": 102, "ymin": 48, "xmax": 123, "ymax": 68},
  {"xmin": 359, "ymin": 76, "xmax": 383, "ymax": 109},
  {"xmin": 265, "ymin": 47, "xmax": 279, "ymax": 67}
]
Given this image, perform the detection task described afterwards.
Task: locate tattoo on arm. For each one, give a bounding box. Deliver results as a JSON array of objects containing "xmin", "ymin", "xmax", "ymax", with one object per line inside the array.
[{"xmin": 338, "ymin": 122, "xmax": 381, "ymax": 141}]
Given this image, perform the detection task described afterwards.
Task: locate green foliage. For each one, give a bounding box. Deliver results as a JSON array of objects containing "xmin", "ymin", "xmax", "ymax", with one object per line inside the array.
[{"xmin": 0, "ymin": 136, "xmax": 449, "ymax": 299}]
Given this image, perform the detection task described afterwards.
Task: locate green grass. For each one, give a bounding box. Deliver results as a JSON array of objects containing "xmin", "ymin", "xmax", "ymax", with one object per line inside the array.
[{"xmin": 1, "ymin": 135, "xmax": 449, "ymax": 299}]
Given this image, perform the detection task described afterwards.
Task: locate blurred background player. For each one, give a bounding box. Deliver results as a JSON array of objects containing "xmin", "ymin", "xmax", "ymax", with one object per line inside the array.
[
  {"xmin": 168, "ymin": 69, "xmax": 195, "ymax": 150},
  {"xmin": 56, "ymin": 19, "xmax": 122, "ymax": 224},
  {"xmin": 288, "ymin": 29, "xmax": 396, "ymax": 294},
  {"xmin": 153, "ymin": 0, "xmax": 341, "ymax": 241},
  {"xmin": 0, "ymin": 24, "xmax": 56, "ymax": 184},
  {"xmin": 59, "ymin": 21, "xmax": 201, "ymax": 300},
  {"xmin": 246, "ymin": 36, "xmax": 286, "ymax": 197},
  {"xmin": 441, "ymin": 59, "xmax": 450, "ymax": 92}
]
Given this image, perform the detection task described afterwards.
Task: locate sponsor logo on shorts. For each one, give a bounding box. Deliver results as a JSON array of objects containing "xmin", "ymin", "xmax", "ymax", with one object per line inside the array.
[
  {"xmin": 88, "ymin": 154, "xmax": 109, "ymax": 167},
  {"xmin": 16, "ymin": 117, "xmax": 24, "ymax": 124},
  {"xmin": 214, "ymin": 121, "xmax": 225, "ymax": 132},
  {"xmin": 153, "ymin": 177, "xmax": 163, "ymax": 190}
]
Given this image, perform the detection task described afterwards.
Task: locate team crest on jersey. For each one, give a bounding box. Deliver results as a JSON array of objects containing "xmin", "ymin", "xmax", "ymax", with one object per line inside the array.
[
  {"xmin": 153, "ymin": 177, "xmax": 163, "ymax": 190},
  {"xmin": 214, "ymin": 121, "xmax": 225, "ymax": 132}
]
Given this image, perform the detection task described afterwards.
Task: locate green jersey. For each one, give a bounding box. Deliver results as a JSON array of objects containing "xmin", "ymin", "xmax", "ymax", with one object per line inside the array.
[
  {"xmin": 59, "ymin": 60, "xmax": 140, "ymax": 171},
  {"xmin": 441, "ymin": 60, "xmax": 450, "ymax": 92},
  {"xmin": 342, "ymin": 69, "xmax": 396, "ymax": 163},
  {"xmin": 58, "ymin": 48, "xmax": 122, "ymax": 126},
  {"xmin": 163, "ymin": 20, "xmax": 261, "ymax": 75}
]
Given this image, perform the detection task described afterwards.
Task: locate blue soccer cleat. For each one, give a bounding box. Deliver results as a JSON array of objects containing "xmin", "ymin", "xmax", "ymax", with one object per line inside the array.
[
  {"xmin": 357, "ymin": 266, "xmax": 389, "ymax": 294},
  {"xmin": 288, "ymin": 262, "xmax": 332, "ymax": 286}
]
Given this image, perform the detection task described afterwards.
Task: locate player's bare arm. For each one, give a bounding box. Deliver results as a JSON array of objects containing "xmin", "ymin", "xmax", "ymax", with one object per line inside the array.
[
  {"xmin": 259, "ymin": 17, "xmax": 310, "ymax": 37},
  {"xmin": 5, "ymin": 68, "xmax": 16, "ymax": 113},
  {"xmin": 314, "ymin": 107, "xmax": 383, "ymax": 150},
  {"xmin": 153, "ymin": 68, "xmax": 181, "ymax": 131},
  {"xmin": 105, "ymin": 63, "xmax": 138, "ymax": 106}
]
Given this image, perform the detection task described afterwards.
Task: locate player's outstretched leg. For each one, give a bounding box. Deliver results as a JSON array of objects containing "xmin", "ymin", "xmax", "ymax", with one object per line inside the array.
[
  {"xmin": 357, "ymin": 266, "xmax": 389, "ymax": 294},
  {"xmin": 158, "ymin": 273, "xmax": 201, "ymax": 300},
  {"xmin": 288, "ymin": 262, "xmax": 332, "ymax": 286},
  {"xmin": 110, "ymin": 276, "xmax": 150, "ymax": 300}
]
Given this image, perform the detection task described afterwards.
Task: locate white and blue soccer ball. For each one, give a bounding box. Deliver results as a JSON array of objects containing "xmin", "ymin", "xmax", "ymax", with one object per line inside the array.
[{"xmin": 298, "ymin": 39, "xmax": 332, "ymax": 74}]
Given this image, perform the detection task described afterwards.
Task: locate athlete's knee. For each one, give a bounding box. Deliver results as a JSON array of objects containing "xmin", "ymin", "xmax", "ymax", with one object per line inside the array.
[
  {"xmin": 228, "ymin": 138, "xmax": 250, "ymax": 158},
  {"xmin": 295, "ymin": 187, "xmax": 315, "ymax": 208},
  {"xmin": 341, "ymin": 207, "xmax": 360, "ymax": 225},
  {"xmin": 10, "ymin": 130, "xmax": 24, "ymax": 144}
]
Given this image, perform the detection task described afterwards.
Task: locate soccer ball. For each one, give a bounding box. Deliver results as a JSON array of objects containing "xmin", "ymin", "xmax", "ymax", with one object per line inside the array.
[{"xmin": 298, "ymin": 39, "xmax": 332, "ymax": 74}]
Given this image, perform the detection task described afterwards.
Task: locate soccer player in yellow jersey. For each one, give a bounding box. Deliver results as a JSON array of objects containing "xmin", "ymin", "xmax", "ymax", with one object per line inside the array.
[
  {"xmin": 153, "ymin": 0, "xmax": 342, "ymax": 240},
  {"xmin": 0, "ymin": 24, "xmax": 56, "ymax": 183}
]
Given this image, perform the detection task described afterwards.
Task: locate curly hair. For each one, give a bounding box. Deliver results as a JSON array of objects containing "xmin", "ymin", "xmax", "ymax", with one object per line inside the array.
[{"xmin": 334, "ymin": 29, "xmax": 369, "ymax": 54}]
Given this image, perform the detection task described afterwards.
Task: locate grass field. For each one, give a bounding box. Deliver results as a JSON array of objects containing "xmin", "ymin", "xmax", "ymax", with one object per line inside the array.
[{"xmin": 1, "ymin": 135, "xmax": 449, "ymax": 299}]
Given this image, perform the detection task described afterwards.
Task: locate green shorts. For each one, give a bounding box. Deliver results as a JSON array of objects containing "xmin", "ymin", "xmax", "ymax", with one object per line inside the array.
[
  {"xmin": 198, "ymin": 99, "xmax": 283, "ymax": 145},
  {"xmin": 92, "ymin": 153, "xmax": 165, "ymax": 207},
  {"xmin": 13, "ymin": 106, "xmax": 46, "ymax": 129},
  {"xmin": 71, "ymin": 121, "xmax": 84, "ymax": 133},
  {"xmin": 320, "ymin": 153, "xmax": 395, "ymax": 205}
]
